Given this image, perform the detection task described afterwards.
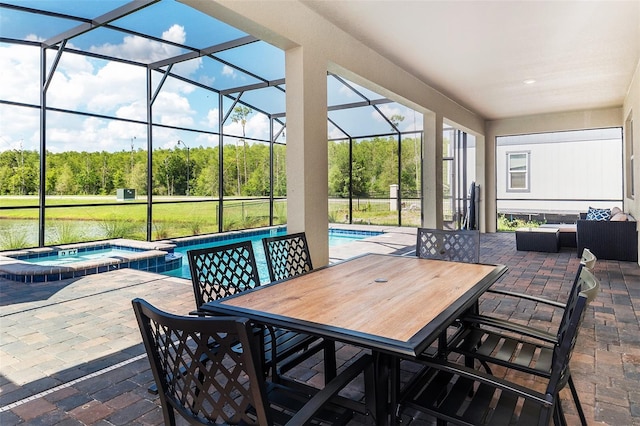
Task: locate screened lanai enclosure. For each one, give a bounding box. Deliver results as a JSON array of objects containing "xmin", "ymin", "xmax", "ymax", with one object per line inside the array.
[{"xmin": 0, "ymin": 0, "xmax": 478, "ymax": 249}]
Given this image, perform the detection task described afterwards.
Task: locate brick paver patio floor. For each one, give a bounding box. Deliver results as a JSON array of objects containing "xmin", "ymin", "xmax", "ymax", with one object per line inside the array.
[{"xmin": 1, "ymin": 229, "xmax": 638, "ymax": 425}]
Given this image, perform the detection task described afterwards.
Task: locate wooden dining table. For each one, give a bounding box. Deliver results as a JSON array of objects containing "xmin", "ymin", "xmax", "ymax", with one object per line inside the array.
[{"xmin": 200, "ymin": 253, "xmax": 507, "ymax": 425}]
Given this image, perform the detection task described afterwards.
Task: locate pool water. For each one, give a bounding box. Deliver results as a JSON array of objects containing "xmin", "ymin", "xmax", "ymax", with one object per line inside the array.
[
  {"xmin": 165, "ymin": 230, "xmax": 378, "ymax": 282},
  {"xmin": 23, "ymin": 248, "xmax": 140, "ymax": 266}
]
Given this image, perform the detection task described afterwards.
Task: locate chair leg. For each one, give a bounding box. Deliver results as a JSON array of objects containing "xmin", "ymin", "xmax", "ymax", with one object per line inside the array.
[
  {"xmin": 323, "ymin": 340, "xmax": 337, "ymax": 383},
  {"xmin": 479, "ymin": 359, "xmax": 492, "ymax": 375},
  {"xmin": 568, "ymin": 376, "xmax": 587, "ymax": 426},
  {"xmin": 554, "ymin": 400, "xmax": 568, "ymax": 426}
]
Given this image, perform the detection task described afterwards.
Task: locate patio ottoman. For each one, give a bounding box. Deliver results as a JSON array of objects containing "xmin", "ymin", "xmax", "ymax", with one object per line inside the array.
[
  {"xmin": 515, "ymin": 227, "xmax": 560, "ymax": 253},
  {"xmin": 540, "ymin": 224, "xmax": 577, "ymax": 248}
]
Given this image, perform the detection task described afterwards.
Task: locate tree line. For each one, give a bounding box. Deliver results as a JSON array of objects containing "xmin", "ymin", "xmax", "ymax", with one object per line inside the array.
[{"xmin": 0, "ymin": 136, "xmax": 421, "ymax": 199}]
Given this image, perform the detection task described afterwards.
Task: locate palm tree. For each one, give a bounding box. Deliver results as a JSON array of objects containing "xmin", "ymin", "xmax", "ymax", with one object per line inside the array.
[{"xmin": 231, "ymin": 106, "xmax": 252, "ymax": 195}]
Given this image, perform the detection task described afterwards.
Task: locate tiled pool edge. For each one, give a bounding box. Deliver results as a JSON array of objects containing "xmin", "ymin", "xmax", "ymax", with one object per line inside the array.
[
  {"xmin": 0, "ymin": 239, "xmax": 181, "ymax": 283},
  {"xmin": 166, "ymin": 225, "xmax": 286, "ymax": 249}
]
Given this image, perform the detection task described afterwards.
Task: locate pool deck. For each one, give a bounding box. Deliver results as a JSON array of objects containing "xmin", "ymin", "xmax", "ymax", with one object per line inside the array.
[{"xmin": 1, "ymin": 226, "xmax": 639, "ymax": 425}]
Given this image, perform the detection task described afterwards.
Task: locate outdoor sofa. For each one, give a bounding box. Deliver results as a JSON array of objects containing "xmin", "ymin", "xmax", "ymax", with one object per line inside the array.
[{"xmin": 576, "ymin": 210, "xmax": 638, "ymax": 262}]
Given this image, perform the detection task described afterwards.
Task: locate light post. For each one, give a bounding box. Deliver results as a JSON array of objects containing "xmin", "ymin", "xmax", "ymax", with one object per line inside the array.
[
  {"xmin": 176, "ymin": 140, "xmax": 190, "ymax": 196},
  {"xmin": 130, "ymin": 136, "xmax": 136, "ymax": 174}
]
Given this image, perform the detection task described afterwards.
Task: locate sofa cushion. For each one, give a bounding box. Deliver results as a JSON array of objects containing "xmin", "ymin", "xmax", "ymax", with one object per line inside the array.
[
  {"xmin": 610, "ymin": 212, "xmax": 628, "ymax": 221},
  {"xmin": 586, "ymin": 207, "xmax": 611, "ymax": 221},
  {"xmin": 611, "ymin": 206, "xmax": 622, "ymax": 216}
]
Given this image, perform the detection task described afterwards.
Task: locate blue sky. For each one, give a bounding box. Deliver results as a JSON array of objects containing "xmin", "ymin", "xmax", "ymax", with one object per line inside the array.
[{"xmin": 0, "ymin": 0, "xmax": 422, "ymax": 154}]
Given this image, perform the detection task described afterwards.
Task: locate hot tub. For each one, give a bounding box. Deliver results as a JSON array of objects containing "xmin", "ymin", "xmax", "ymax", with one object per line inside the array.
[{"xmin": 0, "ymin": 239, "xmax": 182, "ymax": 283}]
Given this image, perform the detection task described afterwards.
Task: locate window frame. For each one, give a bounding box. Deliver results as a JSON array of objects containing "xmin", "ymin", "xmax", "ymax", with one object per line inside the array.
[
  {"xmin": 625, "ymin": 113, "xmax": 634, "ymax": 199},
  {"xmin": 506, "ymin": 151, "xmax": 530, "ymax": 193}
]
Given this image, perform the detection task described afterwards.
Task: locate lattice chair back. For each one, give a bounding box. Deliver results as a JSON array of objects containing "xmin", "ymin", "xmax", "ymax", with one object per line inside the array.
[
  {"xmin": 187, "ymin": 241, "xmax": 260, "ymax": 308},
  {"xmin": 262, "ymin": 232, "xmax": 313, "ymax": 282},
  {"xmin": 547, "ymin": 292, "xmax": 588, "ymax": 397},
  {"xmin": 416, "ymin": 228, "xmax": 480, "ymax": 263},
  {"xmin": 132, "ymin": 298, "xmax": 271, "ymax": 425}
]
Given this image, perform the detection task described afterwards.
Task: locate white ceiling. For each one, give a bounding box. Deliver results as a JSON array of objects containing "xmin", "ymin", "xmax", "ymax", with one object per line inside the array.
[{"xmin": 303, "ymin": 1, "xmax": 640, "ymax": 120}]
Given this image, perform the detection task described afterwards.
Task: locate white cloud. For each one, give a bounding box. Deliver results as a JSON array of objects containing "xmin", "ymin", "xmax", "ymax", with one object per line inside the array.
[
  {"xmin": 222, "ymin": 65, "xmax": 237, "ymax": 79},
  {"xmin": 0, "ymin": 43, "xmax": 41, "ymax": 105},
  {"xmin": 372, "ymin": 104, "xmax": 424, "ymax": 132},
  {"xmin": 90, "ymin": 30, "xmax": 178, "ymax": 63},
  {"xmin": 199, "ymin": 75, "xmax": 215, "ymax": 86},
  {"xmin": 0, "ymin": 104, "xmax": 40, "ymax": 151},
  {"xmin": 328, "ymin": 122, "xmax": 347, "ymax": 139},
  {"xmin": 0, "ymin": 29, "xmax": 205, "ymax": 152},
  {"xmin": 206, "ymin": 108, "xmax": 220, "ymax": 128},
  {"xmin": 338, "ymin": 84, "xmax": 356, "ymax": 98},
  {"xmin": 223, "ymin": 112, "xmax": 270, "ymax": 141},
  {"xmin": 162, "ymin": 24, "xmax": 187, "ymax": 44},
  {"xmin": 374, "ymin": 104, "xmax": 404, "ymax": 123},
  {"xmin": 154, "ymin": 92, "xmax": 195, "ymax": 127},
  {"xmin": 245, "ymin": 113, "xmax": 269, "ymax": 140}
]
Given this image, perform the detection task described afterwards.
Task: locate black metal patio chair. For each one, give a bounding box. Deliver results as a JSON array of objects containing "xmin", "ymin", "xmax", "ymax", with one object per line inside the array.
[
  {"xmin": 188, "ymin": 240, "xmax": 262, "ymax": 307},
  {"xmin": 484, "ymin": 247, "xmax": 598, "ymax": 308},
  {"xmin": 401, "ymin": 292, "xmax": 590, "ymax": 425},
  {"xmin": 132, "ymin": 298, "xmax": 374, "ymax": 426},
  {"xmin": 414, "ymin": 228, "xmax": 481, "ymax": 357},
  {"xmin": 262, "ymin": 231, "xmax": 313, "ymax": 282},
  {"xmin": 187, "ymin": 240, "xmax": 326, "ymax": 383},
  {"xmin": 416, "ymin": 228, "xmax": 480, "ymax": 264},
  {"xmin": 262, "ymin": 232, "xmax": 338, "ymax": 382},
  {"xmin": 440, "ymin": 264, "xmax": 599, "ymax": 426}
]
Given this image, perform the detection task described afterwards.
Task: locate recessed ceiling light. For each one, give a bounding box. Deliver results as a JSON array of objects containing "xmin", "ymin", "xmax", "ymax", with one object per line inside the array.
[{"xmin": 523, "ymin": 79, "xmax": 536, "ymax": 85}]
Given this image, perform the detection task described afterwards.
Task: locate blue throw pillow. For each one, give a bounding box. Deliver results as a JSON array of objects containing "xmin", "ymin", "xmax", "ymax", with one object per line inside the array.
[{"xmin": 586, "ymin": 207, "xmax": 611, "ymax": 221}]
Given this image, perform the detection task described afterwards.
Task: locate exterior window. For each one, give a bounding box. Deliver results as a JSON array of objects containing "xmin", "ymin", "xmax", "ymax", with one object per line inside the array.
[{"xmin": 507, "ymin": 152, "xmax": 529, "ymax": 191}]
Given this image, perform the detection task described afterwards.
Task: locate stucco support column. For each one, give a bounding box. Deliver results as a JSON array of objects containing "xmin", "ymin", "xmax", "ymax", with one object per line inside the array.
[
  {"xmin": 285, "ymin": 45, "xmax": 329, "ymax": 266},
  {"xmin": 475, "ymin": 133, "xmax": 490, "ymax": 232},
  {"xmin": 422, "ymin": 111, "xmax": 443, "ymax": 228},
  {"xmin": 484, "ymin": 124, "xmax": 498, "ymax": 233}
]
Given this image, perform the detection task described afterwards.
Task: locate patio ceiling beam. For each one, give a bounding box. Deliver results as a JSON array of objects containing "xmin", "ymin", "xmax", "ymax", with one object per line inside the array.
[
  {"xmin": 148, "ymin": 35, "xmax": 258, "ymax": 69},
  {"xmin": 42, "ymin": 0, "xmax": 159, "ymax": 47},
  {"xmin": 220, "ymin": 78, "xmax": 286, "ymax": 96}
]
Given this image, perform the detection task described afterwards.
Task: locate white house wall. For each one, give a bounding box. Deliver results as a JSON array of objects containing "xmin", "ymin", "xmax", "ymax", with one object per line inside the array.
[{"xmin": 496, "ymin": 136, "xmax": 623, "ymax": 215}]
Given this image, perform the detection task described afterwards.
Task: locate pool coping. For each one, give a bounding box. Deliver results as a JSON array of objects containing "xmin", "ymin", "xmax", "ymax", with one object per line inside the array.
[{"xmin": 0, "ymin": 239, "xmax": 180, "ymax": 283}]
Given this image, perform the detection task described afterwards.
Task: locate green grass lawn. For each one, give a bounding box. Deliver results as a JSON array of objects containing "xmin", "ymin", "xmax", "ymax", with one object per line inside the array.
[
  {"xmin": 0, "ymin": 196, "xmax": 287, "ymax": 248},
  {"xmin": 0, "ymin": 195, "xmax": 419, "ymax": 249}
]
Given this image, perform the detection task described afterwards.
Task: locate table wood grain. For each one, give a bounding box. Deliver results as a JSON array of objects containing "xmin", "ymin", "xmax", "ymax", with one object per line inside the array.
[{"xmin": 220, "ymin": 254, "xmax": 498, "ymax": 342}]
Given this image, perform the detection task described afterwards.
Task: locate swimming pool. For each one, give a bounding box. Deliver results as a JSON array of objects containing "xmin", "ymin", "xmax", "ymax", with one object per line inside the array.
[
  {"xmin": 0, "ymin": 227, "xmax": 380, "ymax": 283},
  {"xmin": 164, "ymin": 228, "xmax": 381, "ymax": 282}
]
